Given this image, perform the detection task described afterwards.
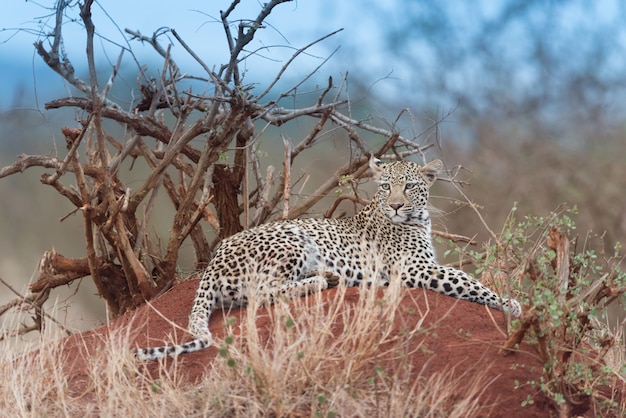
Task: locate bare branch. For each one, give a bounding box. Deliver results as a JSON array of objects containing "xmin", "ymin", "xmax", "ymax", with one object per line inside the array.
[
  {"xmin": 33, "ymin": 1, "xmax": 90, "ymax": 96},
  {"xmin": 102, "ymin": 49, "xmax": 124, "ymax": 99},
  {"xmin": 324, "ymin": 195, "xmax": 369, "ymax": 219},
  {"xmin": 80, "ymin": 0, "xmax": 99, "ymax": 95},
  {"xmin": 256, "ymin": 29, "xmax": 344, "ymax": 101},
  {"xmin": 546, "ymin": 227, "xmax": 570, "ymax": 305},
  {"xmin": 288, "ymin": 156, "xmax": 371, "ymax": 219},
  {"xmin": 0, "ymin": 154, "xmax": 65, "ymax": 179},
  {"xmin": 124, "ymin": 27, "xmax": 181, "ymax": 78},
  {"xmin": 432, "ymin": 230, "xmax": 478, "ymax": 245},
  {"xmin": 452, "ymin": 181, "xmax": 500, "ymax": 244},
  {"xmin": 253, "ymin": 165, "xmax": 275, "ymax": 225},
  {"xmin": 45, "ymin": 98, "xmax": 183, "ymax": 152},
  {"xmin": 281, "ymin": 136, "xmax": 292, "ymax": 219},
  {"xmin": 0, "ymin": 276, "xmax": 71, "ymax": 337},
  {"xmin": 290, "ymin": 109, "xmax": 330, "ymax": 159},
  {"xmin": 48, "ymin": 120, "xmax": 93, "ymax": 185},
  {"xmin": 170, "ymin": 29, "xmax": 226, "ymax": 94},
  {"xmin": 220, "ymin": 0, "xmax": 293, "ymax": 85},
  {"xmin": 259, "ymin": 101, "xmax": 347, "ymax": 125}
]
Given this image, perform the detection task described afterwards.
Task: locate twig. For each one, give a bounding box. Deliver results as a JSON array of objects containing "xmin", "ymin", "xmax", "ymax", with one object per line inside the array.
[
  {"xmin": 109, "ymin": 134, "xmax": 141, "ymax": 174},
  {"xmin": 70, "ymin": 134, "xmax": 108, "ymax": 302},
  {"xmin": 0, "ymin": 276, "xmax": 71, "ymax": 337},
  {"xmin": 128, "ymin": 116, "xmax": 208, "ymax": 212},
  {"xmin": 101, "ymin": 49, "xmax": 124, "ymax": 99},
  {"xmin": 258, "ymin": 101, "xmax": 348, "ymax": 125},
  {"xmin": 179, "ymin": 196, "xmax": 215, "ymax": 246},
  {"xmin": 44, "ymin": 98, "xmax": 204, "ymax": 160},
  {"xmin": 220, "ymin": 0, "xmax": 292, "ymax": 85},
  {"xmin": 124, "ymin": 28, "xmax": 181, "ymax": 78},
  {"xmin": 33, "ymin": 1, "xmax": 92, "ymax": 97},
  {"xmin": 0, "ymin": 154, "xmax": 66, "ymax": 179},
  {"xmin": 170, "ymin": 29, "xmax": 226, "ymax": 95},
  {"xmin": 291, "ymin": 110, "xmax": 330, "ymax": 159},
  {"xmin": 44, "ymin": 114, "xmax": 93, "ymax": 184},
  {"xmin": 432, "ymin": 230, "xmax": 478, "ymax": 245},
  {"xmin": 0, "ymin": 293, "xmax": 39, "ymax": 316},
  {"xmin": 287, "ymin": 156, "xmax": 370, "ymax": 219},
  {"xmin": 499, "ymin": 306, "xmax": 537, "ymax": 356},
  {"xmin": 255, "ymin": 29, "xmax": 344, "ymax": 102},
  {"xmin": 324, "ymin": 195, "xmax": 369, "ymax": 219},
  {"xmin": 253, "ymin": 165, "xmax": 275, "ymax": 225},
  {"xmin": 547, "ymin": 227, "xmax": 570, "ymax": 305},
  {"xmin": 317, "ymin": 75, "xmax": 334, "ymax": 107},
  {"xmin": 242, "ymin": 146, "xmax": 250, "ymax": 230},
  {"xmin": 281, "ymin": 136, "xmax": 292, "ymax": 219},
  {"xmin": 452, "ymin": 181, "xmax": 500, "ymax": 244},
  {"xmin": 135, "ymin": 178, "xmax": 161, "ymax": 253}
]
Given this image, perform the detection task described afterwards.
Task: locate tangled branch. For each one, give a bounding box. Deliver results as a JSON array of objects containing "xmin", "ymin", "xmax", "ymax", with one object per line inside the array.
[{"xmin": 0, "ymin": 0, "xmax": 438, "ymax": 338}]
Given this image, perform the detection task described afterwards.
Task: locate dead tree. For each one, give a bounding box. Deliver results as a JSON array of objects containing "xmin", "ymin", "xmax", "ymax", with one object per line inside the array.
[{"xmin": 0, "ymin": 0, "xmax": 435, "ymax": 333}]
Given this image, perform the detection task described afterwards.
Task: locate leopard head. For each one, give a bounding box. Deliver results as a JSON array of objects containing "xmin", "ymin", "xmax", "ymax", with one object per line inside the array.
[{"xmin": 369, "ymin": 157, "xmax": 443, "ymax": 227}]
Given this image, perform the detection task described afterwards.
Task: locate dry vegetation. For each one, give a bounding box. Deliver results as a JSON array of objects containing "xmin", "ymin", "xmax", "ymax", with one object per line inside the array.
[{"xmin": 0, "ymin": 284, "xmax": 492, "ymax": 417}]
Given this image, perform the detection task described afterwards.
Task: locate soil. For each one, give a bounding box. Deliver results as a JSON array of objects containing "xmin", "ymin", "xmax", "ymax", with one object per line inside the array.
[{"xmin": 55, "ymin": 279, "xmax": 623, "ymax": 417}]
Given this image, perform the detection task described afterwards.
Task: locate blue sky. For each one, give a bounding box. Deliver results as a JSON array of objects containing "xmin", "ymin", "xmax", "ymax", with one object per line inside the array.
[{"xmin": 0, "ymin": 1, "xmax": 364, "ymax": 106}]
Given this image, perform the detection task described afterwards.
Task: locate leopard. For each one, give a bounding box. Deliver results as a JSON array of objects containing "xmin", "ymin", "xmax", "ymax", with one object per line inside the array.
[{"xmin": 136, "ymin": 157, "xmax": 522, "ymax": 360}]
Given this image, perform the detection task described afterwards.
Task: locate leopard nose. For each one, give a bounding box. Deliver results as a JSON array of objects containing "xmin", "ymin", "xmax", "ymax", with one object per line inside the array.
[{"xmin": 390, "ymin": 203, "xmax": 404, "ymax": 211}]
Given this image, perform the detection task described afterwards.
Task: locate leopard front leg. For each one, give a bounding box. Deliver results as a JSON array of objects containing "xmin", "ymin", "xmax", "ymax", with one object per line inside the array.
[
  {"xmin": 410, "ymin": 265, "xmax": 522, "ymax": 317},
  {"xmin": 268, "ymin": 272, "xmax": 341, "ymax": 303}
]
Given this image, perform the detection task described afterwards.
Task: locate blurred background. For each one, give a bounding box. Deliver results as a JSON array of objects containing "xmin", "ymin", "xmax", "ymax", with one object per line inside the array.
[{"xmin": 1, "ymin": 1, "xmax": 625, "ymax": 333}]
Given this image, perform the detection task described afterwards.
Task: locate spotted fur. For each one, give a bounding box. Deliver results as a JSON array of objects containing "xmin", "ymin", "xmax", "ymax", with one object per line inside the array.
[{"xmin": 136, "ymin": 157, "xmax": 521, "ymax": 360}]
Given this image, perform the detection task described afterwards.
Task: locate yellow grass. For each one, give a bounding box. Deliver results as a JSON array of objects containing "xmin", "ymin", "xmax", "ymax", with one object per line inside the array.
[{"xmin": 0, "ymin": 281, "xmax": 494, "ymax": 417}]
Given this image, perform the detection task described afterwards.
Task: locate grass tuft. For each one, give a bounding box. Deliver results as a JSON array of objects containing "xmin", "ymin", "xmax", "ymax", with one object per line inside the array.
[{"xmin": 0, "ymin": 280, "xmax": 492, "ymax": 417}]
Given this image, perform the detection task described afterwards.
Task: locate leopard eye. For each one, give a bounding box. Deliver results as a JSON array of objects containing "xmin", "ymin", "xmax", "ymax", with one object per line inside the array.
[
  {"xmin": 405, "ymin": 183, "xmax": 417, "ymax": 190},
  {"xmin": 380, "ymin": 183, "xmax": 390, "ymax": 191}
]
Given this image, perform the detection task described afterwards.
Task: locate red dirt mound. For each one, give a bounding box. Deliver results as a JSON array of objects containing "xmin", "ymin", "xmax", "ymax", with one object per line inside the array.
[{"xmin": 55, "ymin": 279, "xmax": 617, "ymax": 417}]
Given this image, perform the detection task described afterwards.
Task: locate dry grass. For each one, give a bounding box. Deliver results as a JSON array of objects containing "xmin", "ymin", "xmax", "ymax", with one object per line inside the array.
[
  {"xmin": 0, "ymin": 281, "xmax": 493, "ymax": 417},
  {"xmin": 207, "ymin": 281, "xmax": 490, "ymax": 418},
  {"xmin": 1, "ymin": 234, "xmax": 624, "ymax": 417}
]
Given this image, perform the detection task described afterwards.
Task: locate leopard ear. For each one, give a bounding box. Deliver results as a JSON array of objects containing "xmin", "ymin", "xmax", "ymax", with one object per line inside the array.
[
  {"xmin": 422, "ymin": 159, "xmax": 443, "ymax": 185},
  {"xmin": 369, "ymin": 156, "xmax": 384, "ymax": 179}
]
